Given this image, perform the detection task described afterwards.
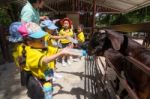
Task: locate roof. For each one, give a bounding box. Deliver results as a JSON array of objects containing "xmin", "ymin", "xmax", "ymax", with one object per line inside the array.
[
  {"xmin": 36, "ymin": 0, "xmax": 150, "ymax": 13},
  {"xmin": 94, "ymin": 0, "xmax": 150, "ymax": 13},
  {"xmin": 42, "ymin": 0, "xmax": 119, "ymax": 13},
  {"xmin": 1, "ymin": 0, "xmax": 150, "ymax": 13}
]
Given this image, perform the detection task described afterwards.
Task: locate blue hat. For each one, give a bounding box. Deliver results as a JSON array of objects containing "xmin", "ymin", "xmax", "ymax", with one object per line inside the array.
[
  {"xmin": 27, "ymin": 22, "xmax": 47, "ymax": 38},
  {"xmin": 18, "ymin": 22, "xmax": 47, "ymax": 39},
  {"xmin": 40, "ymin": 20, "xmax": 58, "ymax": 30},
  {"xmin": 9, "ymin": 22, "xmax": 23, "ymax": 42}
]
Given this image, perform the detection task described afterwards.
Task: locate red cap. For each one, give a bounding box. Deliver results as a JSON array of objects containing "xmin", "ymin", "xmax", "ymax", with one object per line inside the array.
[{"xmin": 60, "ymin": 18, "xmax": 72, "ymax": 28}]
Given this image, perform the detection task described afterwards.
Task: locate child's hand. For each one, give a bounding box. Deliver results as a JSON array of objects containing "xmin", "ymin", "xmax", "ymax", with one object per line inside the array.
[
  {"xmin": 64, "ymin": 35, "xmax": 70, "ymax": 38},
  {"xmin": 60, "ymin": 47, "xmax": 71, "ymax": 56},
  {"xmin": 40, "ymin": 16, "xmax": 49, "ymax": 20}
]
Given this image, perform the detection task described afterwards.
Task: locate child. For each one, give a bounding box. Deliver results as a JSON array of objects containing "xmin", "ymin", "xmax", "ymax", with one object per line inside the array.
[
  {"xmin": 72, "ymin": 25, "xmax": 85, "ymax": 62},
  {"xmin": 41, "ymin": 19, "xmax": 67, "ymax": 80},
  {"xmin": 59, "ymin": 18, "xmax": 74, "ymax": 66},
  {"xmin": 17, "ymin": 22, "xmax": 75, "ymax": 99},
  {"xmin": 40, "ymin": 19, "xmax": 66, "ymax": 48},
  {"xmin": 76, "ymin": 25, "xmax": 85, "ymax": 46},
  {"xmin": 9, "ymin": 22, "xmax": 31, "ymax": 87}
]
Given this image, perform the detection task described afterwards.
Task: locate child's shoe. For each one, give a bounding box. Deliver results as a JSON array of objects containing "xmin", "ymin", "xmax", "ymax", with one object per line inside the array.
[
  {"xmin": 62, "ymin": 60, "xmax": 67, "ymax": 67},
  {"xmin": 67, "ymin": 60, "xmax": 72, "ymax": 65}
]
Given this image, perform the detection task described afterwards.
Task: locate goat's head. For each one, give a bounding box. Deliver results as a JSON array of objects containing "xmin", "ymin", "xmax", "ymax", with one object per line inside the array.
[{"xmin": 88, "ymin": 29, "xmax": 124, "ymax": 56}]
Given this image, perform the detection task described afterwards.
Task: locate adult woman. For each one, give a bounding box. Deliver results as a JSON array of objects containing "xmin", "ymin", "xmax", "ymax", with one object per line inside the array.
[{"xmin": 20, "ymin": 0, "xmax": 48, "ymax": 24}]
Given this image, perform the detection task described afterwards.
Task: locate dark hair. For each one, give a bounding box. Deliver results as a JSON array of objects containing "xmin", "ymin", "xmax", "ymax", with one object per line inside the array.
[
  {"xmin": 78, "ymin": 24, "xmax": 84, "ymax": 29},
  {"xmin": 77, "ymin": 24, "xmax": 84, "ymax": 32},
  {"xmin": 28, "ymin": 0, "xmax": 42, "ymax": 4},
  {"xmin": 22, "ymin": 36, "xmax": 34, "ymax": 45},
  {"xmin": 28, "ymin": 0, "xmax": 37, "ymax": 4}
]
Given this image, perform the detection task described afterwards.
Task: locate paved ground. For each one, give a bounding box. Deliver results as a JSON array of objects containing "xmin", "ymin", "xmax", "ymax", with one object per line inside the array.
[
  {"xmin": 0, "ymin": 63, "xmax": 28, "ymax": 99},
  {"xmin": 0, "ymin": 57, "xmax": 96, "ymax": 99},
  {"xmin": 53, "ymin": 57, "xmax": 95, "ymax": 99}
]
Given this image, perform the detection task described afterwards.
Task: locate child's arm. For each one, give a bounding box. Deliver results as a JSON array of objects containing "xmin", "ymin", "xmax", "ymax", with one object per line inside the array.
[
  {"xmin": 41, "ymin": 48, "xmax": 70, "ymax": 64},
  {"xmin": 41, "ymin": 52, "xmax": 62, "ymax": 64},
  {"xmin": 50, "ymin": 35, "xmax": 67, "ymax": 39}
]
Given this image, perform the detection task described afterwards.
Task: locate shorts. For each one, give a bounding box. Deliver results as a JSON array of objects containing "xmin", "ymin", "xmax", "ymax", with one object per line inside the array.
[
  {"xmin": 20, "ymin": 70, "xmax": 31, "ymax": 86},
  {"xmin": 27, "ymin": 76, "xmax": 45, "ymax": 99}
]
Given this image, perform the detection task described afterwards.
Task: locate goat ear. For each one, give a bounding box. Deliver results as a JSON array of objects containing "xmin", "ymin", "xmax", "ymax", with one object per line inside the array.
[{"xmin": 106, "ymin": 30, "xmax": 124, "ymax": 50}]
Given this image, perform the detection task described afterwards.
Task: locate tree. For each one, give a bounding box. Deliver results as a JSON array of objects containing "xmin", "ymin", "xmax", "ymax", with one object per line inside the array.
[
  {"xmin": 96, "ymin": 6, "xmax": 150, "ymax": 27},
  {"xmin": 0, "ymin": 8, "xmax": 11, "ymax": 26},
  {"xmin": 0, "ymin": 0, "xmax": 26, "ymax": 26}
]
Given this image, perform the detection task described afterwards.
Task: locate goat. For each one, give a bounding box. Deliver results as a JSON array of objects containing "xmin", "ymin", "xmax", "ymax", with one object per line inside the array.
[
  {"xmin": 104, "ymin": 49, "xmax": 134, "ymax": 98},
  {"xmin": 88, "ymin": 30, "xmax": 150, "ymax": 99}
]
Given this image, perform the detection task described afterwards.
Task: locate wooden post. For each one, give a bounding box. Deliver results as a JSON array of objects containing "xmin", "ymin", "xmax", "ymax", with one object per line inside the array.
[
  {"xmin": 92, "ymin": 0, "xmax": 96, "ymax": 35},
  {"xmin": 72, "ymin": 0, "xmax": 75, "ymax": 12}
]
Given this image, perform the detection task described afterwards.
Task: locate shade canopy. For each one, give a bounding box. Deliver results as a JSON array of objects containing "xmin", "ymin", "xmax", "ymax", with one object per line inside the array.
[{"xmin": 1, "ymin": 0, "xmax": 150, "ymax": 13}]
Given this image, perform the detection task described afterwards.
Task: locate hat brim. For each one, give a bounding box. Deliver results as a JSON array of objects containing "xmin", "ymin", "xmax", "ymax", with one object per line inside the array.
[
  {"xmin": 47, "ymin": 24, "xmax": 58, "ymax": 30},
  {"xmin": 29, "ymin": 30, "xmax": 47, "ymax": 38}
]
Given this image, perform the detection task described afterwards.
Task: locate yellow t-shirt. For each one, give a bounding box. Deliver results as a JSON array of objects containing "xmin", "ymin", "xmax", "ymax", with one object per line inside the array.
[
  {"xmin": 77, "ymin": 32, "xmax": 85, "ymax": 43},
  {"xmin": 12, "ymin": 44, "xmax": 21, "ymax": 67},
  {"xmin": 59, "ymin": 29, "xmax": 73, "ymax": 44},
  {"xmin": 47, "ymin": 46, "xmax": 59, "ymax": 69},
  {"xmin": 26, "ymin": 46, "xmax": 58, "ymax": 79},
  {"xmin": 12, "ymin": 44, "xmax": 30, "ymax": 71},
  {"xmin": 45, "ymin": 33, "xmax": 57, "ymax": 48}
]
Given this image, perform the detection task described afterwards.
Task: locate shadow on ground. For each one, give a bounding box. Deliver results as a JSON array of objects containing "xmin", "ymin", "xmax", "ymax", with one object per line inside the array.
[{"xmin": 0, "ymin": 63, "xmax": 29, "ymax": 99}]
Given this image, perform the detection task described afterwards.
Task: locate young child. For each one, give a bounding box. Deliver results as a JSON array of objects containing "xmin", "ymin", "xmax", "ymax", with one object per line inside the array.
[
  {"xmin": 72, "ymin": 25, "xmax": 85, "ymax": 62},
  {"xmin": 41, "ymin": 19, "xmax": 67, "ymax": 80},
  {"xmin": 59, "ymin": 18, "xmax": 74, "ymax": 66},
  {"xmin": 9, "ymin": 22, "xmax": 31, "ymax": 87},
  {"xmin": 17, "ymin": 22, "xmax": 75, "ymax": 99},
  {"xmin": 40, "ymin": 19, "xmax": 66, "ymax": 48},
  {"xmin": 76, "ymin": 25, "xmax": 85, "ymax": 46}
]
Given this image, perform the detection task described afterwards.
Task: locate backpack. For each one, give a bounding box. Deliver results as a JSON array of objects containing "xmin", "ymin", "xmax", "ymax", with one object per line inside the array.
[{"xmin": 8, "ymin": 22, "xmax": 23, "ymax": 43}]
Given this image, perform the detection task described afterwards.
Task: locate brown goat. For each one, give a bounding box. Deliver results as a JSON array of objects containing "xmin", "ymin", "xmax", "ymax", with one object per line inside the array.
[
  {"xmin": 88, "ymin": 30, "xmax": 150, "ymax": 99},
  {"xmin": 104, "ymin": 49, "xmax": 135, "ymax": 98}
]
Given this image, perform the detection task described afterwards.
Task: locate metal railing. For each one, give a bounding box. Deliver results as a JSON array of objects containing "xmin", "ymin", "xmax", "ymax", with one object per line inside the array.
[{"xmin": 94, "ymin": 54, "xmax": 150, "ymax": 99}]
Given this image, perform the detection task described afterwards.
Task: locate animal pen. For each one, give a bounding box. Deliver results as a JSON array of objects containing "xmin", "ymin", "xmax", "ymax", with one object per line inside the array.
[
  {"xmin": 90, "ymin": 24, "xmax": 150, "ymax": 99},
  {"xmin": 0, "ymin": 0, "xmax": 150, "ymax": 99}
]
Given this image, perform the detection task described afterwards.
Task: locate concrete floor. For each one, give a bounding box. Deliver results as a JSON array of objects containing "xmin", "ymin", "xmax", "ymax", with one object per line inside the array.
[{"xmin": 0, "ymin": 57, "xmax": 96, "ymax": 99}]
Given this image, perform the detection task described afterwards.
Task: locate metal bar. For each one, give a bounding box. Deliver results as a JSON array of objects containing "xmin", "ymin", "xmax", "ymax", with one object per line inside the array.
[
  {"xmin": 97, "ymin": 57, "xmax": 106, "ymax": 75},
  {"xmin": 84, "ymin": 56, "xmax": 88, "ymax": 99},
  {"xmin": 97, "ymin": 57, "xmax": 118, "ymax": 99},
  {"xmin": 106, "ymin": 58, "xmax": 139, "ymax": 99},
  {"xmin": 126, "ymin": 56, "xmax": 150, "ymax": 76}
]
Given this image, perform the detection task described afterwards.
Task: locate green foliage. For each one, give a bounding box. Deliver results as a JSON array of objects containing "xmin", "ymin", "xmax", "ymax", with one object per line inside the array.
[
  {"xmin": 111, "ymin": 14, "xmax": 130, "ymax": 25},
  {"xmin": 10, "ymin": 2, "xmax": 23, "ymax": 21},
  {"xmin": 0, "ymin": 8, "xmax": 11, "ymax": 26},
  {"xmin": 0, "ymin": 2, "xmax": 24, "ymax": 26},
  {"xmin": 96, "ymin": 6, "xmax": 150, "ymax": 27}
]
